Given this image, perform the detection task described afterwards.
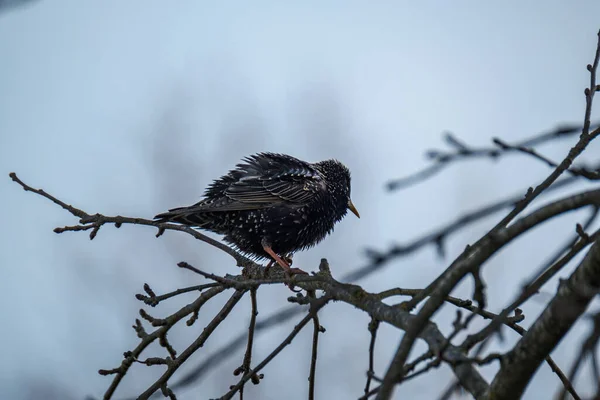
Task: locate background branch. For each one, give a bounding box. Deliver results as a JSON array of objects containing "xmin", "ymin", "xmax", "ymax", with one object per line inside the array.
[
  {"xmin": 386, "ymin": 122, "xmax": 600, "ymax": 192},
  {"xmin": 486, "ymin": 239, "xmax": 600, "ymax": 399},
  {"xmin": 376, "ymin": 31, "xmax": 600, "ymax": 397}
]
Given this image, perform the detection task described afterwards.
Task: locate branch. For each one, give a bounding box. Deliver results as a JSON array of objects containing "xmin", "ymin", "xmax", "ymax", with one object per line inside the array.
[
  {"xmin": 376, "ymin": 187, "xmax": 600, "ymax": 399},
  {"xmin": 159, "ymin": 169, "xmax": 590, "ymax": 394},
  {"xmin": 560, "ymin": 312, "xmax": 600, "ymax": 400},
  {"xmin": 183, "ymin": 259, "xmax": 490, "ymax": 399},
  {"xmin": 9, "ymin": 172, "xmax": 253, "ymax": 267},
  {"xmin": 491, "ymin": 29, "xmax": 600, "ymax": 234},
  {"xmin": 462, "ymin": 226, "xmax": 600, "ymax": 351},
  {"xmin": 484, "ymin": 238, "xmax": 600, "ymax": 399},
  {"xmin": 11, "ymin": 166, "xmax": 598, "ymax": 399},
  {"xmin": 101, "ymin": 286, "xmax": 226, "ymax": 399},
  {"xmin": 8, "ymin": 163, "xmax": 587, "ymax": 395},
  {"xmin": 386, "ymin": 122, "xmax": 599, "ymax": 191},
  {"xmin": 376, "ymin": 30, "xmax": 600, "ymax": 397},
  {"xmin": 136, "ymin": 282, "xmax": 221, "ymax": 307},
  {"xmin": 364, "ymin": 318, "xmax": 380, "ymax": 397},
  {"xmin": 218, "ymin": 295, "xmax": 331, "ymax": 400},
  {"xmin": 137, "ymin": 290, "xmax": 247, "ymax": 399},
  {"xmin": 527, "ymin": 206, "xmax": 600, "ymax": 289},
  {"xmin": 235, "ymin": 289, "xmax": 260, "ymax": 399},
  {"xmin": 492, "ymin": 138, "xmax": 600, "ymax": 180},
  {"xmin": 167, "ymin": 308, "xmax": 300, "ymax": 392},
  {"xmin": 307, "ymin": 291, "xmax": 322, "ymax": 400},
  {"xmin": 359, "ymin": 169, "xmax": 585, "ymax": 278}
]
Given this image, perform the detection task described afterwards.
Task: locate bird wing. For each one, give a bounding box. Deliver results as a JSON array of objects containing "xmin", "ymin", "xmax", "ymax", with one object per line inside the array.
[{"xmin": 201, "ymin": 153, "xmax": 326, "ymax": 212}]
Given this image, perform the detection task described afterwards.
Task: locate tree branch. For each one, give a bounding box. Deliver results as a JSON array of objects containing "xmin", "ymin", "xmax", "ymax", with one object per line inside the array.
[
  {"xmin": 137, "ymin": 290, "xmax": 247, "ymax": 400},
  {"xmin": 376, "ymin": 30, "xmax": 600, "ymax": 397},
  {"xmin": 101, "ymin": 286, "xmax": 226, "ymax": 399},
  {"xmin": 376, "ymin": 187, "xmax": 600, "ymax": 399},
  {"xmin": 307, "ymin": 291, "xmax": 322, "ymax": 400},
  {"xmin": 235, "ymin": 289, "xmax": 260, "ymax": 399},
  {"xmin": 218, "ymin": 295, "xmax": 331, "ymax": 400},
  {"xmin": 485, "ymin": 238, "xmax": 600, "ymax": 399},
  {"xmin": 386, "ymin": 122, "xmax": 599, "ymax": 191},
  {"xmin": 9, "ymin": 172, "xmax": 253, "ymax": 267}
]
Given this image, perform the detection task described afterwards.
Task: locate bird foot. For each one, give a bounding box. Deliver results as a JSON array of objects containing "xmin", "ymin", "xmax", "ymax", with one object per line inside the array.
[
  {"xmin": 264, "ymin": 261, "xmax": 307, "ymax": 277},
  {"xmin": 283, "ymin": 268, "xmax": 307, "ymax": 292}
]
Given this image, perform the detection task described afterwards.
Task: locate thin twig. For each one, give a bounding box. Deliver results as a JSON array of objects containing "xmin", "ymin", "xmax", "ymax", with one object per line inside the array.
[
  {"xmin": 102, "ymin": 286, "xmax": 226, "ymax": 399},
  {"xmin": 559, "ymin": 313, "xmax": 600, "ymax": 400},
  {"xmin": 528, "ymin": 206, "xmax": 600, "ymax": 287},
  {"xmin": 137, "ymin": 290, "xmax": 247, "ymax": 400},
  {"xmin": 218, "ymin": 296, "xmax": 331, "ymax": 400},
  {"xmin": 236, "ymin": 289, "xmax": 259, "ymax": 399},
  {"xmin": 462, "ymin": 226, "xmax": 600, "ymax": 350},
  {"xmin": 359, "ymin": 170, "xmax": 586, "ymax": 280},
  {"xmin": 402, "ymin": 350, "xmax": 435, "ymax": 378},
  {"xmin": 308, "ymin": 291, "xmax": 322, "ymax": 400},
  {"xmin": 492, "ymin": 138, "xmax": 600, "ymax": 180},
  {"xmin": 364, "ymin": 318, "xmax": 380, "ymax": 397},
  {"xmin": 386, "ymin": 123, "xmax": 599, "ymax": 191},
  {"xmin": 136, "ymin": 282, "xmax": 221, "ymax": 307}
]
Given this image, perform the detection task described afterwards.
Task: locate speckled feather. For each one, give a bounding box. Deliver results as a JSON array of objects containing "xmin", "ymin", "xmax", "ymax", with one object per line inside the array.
[{"xmin": 154, "ymin": 152, "xmax": 357, "ymax": 260}]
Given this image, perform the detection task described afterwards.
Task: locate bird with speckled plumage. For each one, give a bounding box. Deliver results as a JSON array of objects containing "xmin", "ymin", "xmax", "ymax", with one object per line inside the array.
[{"xmin": 154, "ymin": 152, "xmax": 360, "ymax": 274}]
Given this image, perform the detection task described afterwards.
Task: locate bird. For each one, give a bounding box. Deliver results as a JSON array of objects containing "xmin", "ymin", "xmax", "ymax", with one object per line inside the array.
[{"xmin": 154, "ymin": 152, "xmax": 360, "ymax": 275}]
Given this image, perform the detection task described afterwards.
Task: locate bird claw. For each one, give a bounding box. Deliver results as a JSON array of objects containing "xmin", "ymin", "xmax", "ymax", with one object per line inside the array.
[
  {"xmin": 283, "ymin": 268, "xmax": 308, "ymax": 292},
  {"xmin": 287, "ymin": 284, "xmax": 303, "ymax": 293}
]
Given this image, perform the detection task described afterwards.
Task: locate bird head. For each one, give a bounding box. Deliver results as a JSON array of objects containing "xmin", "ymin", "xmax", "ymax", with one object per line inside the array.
[{"xmin": 313, "ymin": 159, "xmax": 360, "ymax": 219}]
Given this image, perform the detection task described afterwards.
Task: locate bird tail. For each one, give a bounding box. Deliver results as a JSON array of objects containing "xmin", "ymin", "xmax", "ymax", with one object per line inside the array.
[{"xmin": 154, "ymin": 206, "xmax": 210, "ymax": 227}]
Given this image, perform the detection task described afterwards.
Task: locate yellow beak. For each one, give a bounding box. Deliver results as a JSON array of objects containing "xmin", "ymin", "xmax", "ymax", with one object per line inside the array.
[{"xmin": 348, "ymin": 199, "xmax": 360, "ymax": 218}]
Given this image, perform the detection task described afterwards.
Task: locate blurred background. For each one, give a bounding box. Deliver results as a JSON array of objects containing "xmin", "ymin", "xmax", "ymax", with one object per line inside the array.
[{"xmin": 2, "ymin": 1, "xmax": 600, "ymax": 399}]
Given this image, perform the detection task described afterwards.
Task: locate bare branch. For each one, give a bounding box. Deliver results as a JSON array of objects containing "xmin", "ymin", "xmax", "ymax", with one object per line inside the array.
[
  {"xmin": 9, "ymin": 172, "xmax": 253, "ymax": 266},
  {"xmin": 491, "ymin": 29, "xmax": 600, "ymax": 234},
  {"xmin": 102, "ymin": 286, "xmax": 226, "ymax": 399},
  {"xmin": 376, "ymin": 187, "xmax": 600, "ymax": 399},
  {"xmin": 485, "ymin": 238, "xmax": 600, "ymax": 399},
  {"xmin": 361, "ymin": 169, "xmax": 586, "ymax": 276},
  {"xmin": 364, "ymin": 318, "xmax": 380, "ymax": 397},
  {"xmin": 159, "ymin": 171, "xmax": 594, "ymax": 394},
  {"xmin": 386, "ymin": 123, "xmax": 599, "ymax": 191},
  {"xmin": 136, "ymin": 282, "xmax": 221, "ymax": 307},
  {"xmin": 235, "ymin": 289, "xmax": 260, "ymax": 399},
  {"xmin": 308, "ymin": 291, "xmax": 322, "ymax": 400},
  {"xmin": 376, "ymin": 32, "xmax": 600, "ymax": 395},
  {"xmin": 137, "ymin": 290, "xmax": 247, "ymax": 400},
  {"xmin": 558, "ymin": 312, "xmax": 600, "ymax": 400},
  {"xmin": 10, "ymin": 29, "xmax": 600, "ymax": 399},
  {"xmin": 492, "ymin": 138, "xmax": 600, "ymax": 180},
  {"xmin": 528, "ymin": 206, "xmax": 600, "ymax": 288},
  {"xmin": 462, "ymin": 226, "xmax": 600, "ymax": 351},
  {"xmin": 177, "ymin": 259, "xmax": 490, "ymax": 399},
  {"xmin": 219, "ymin": 296, "xmax": 331, "ymax": 400}
]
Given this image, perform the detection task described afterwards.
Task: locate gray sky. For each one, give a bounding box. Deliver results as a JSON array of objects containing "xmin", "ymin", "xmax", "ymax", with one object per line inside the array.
[{"xmin": 2, "ymin": 1, "xmax": 600, "ymax": 399}]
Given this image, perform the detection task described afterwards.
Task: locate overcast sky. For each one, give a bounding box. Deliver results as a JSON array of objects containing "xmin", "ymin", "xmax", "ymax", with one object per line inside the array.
[{"xmin": 2, "ymin": 2, "xmax": 600, "ymax": 399}]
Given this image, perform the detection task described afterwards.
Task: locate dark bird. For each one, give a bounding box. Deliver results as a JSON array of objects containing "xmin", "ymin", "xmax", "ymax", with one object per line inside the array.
[{"xmin": 154, "ymin": 152, "xmax": 359, "ymax": 274}]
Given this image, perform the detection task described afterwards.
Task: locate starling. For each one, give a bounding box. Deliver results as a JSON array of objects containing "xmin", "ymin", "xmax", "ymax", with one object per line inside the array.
[{"xmin": 154, "ymin": 152, "xmax": 359, "ymax": 274}]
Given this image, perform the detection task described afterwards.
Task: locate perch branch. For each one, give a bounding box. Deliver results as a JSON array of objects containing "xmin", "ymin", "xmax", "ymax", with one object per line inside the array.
[{"xmin": 9, "ymin": 172, "xmax": 253, "ymax": 267}]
